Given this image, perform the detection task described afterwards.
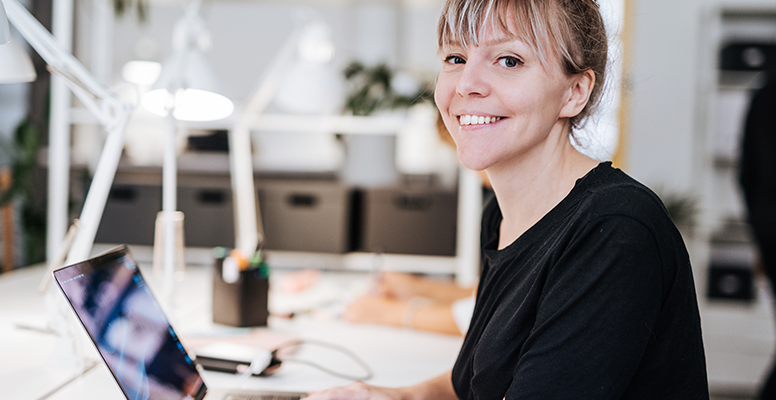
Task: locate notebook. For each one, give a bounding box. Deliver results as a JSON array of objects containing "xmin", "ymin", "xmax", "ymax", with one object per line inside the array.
[{"xmin": 53, "ymin": 244, "xmax": 306, "ymax": 400}]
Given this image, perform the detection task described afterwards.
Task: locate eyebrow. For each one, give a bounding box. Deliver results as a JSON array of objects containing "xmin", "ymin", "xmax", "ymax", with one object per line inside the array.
[
  {"xmin": 441, "ymin": 39, "xmax": 464, "ymax": 48},
  {"xmin": 442, "ymin": 33, "xmax": 526, "ymax": 49},
  {"xmin": 481, "ymin": 32, "xmax": 525, "ymax": 47}
]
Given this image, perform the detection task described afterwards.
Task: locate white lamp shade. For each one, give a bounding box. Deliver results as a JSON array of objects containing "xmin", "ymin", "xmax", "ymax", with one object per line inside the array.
[
  {"xmin": 140, "ymin": 88, "xmax": 174, "ymax": 116},
  {"xmin": 297, "ymin": 21, "xmax": 334, "ymax": 64},
  {"xmin": 142, "ymin": 87, "xmax": 233, "ymax": 121},
  {"xmin": 140, "ymin": 47, "xmax": 233, "ymax": 121},
  {"xmin": 0, "ymin": 37, "xmax": 36, "ymax": 83},
  {"xmin": 121, "ymin": 60, "xmax": 162, "ymax": 86},
  {"xmin": 274, "ymin": 61, "xmax": 343, "ymax": 115},
  {"xmin": 157, "ymin": 48, "xmax": 221, "ymax": 94}
]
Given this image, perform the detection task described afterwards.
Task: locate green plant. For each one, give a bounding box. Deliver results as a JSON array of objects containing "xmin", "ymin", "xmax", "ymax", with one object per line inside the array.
[
  {"xmin": 0, "ymin": 118, "xmax": 46, "ymax": 267},
  {"xmin": 343, "ymin": 62, "xmax": 433, "ymax": 116},
  {"xmin": 660, "ymin": 192, "xmax": 698, "ymax": 230},
  {"xmin": 113, "ymin": 0, "xmax": 149, "ymax": 23}
]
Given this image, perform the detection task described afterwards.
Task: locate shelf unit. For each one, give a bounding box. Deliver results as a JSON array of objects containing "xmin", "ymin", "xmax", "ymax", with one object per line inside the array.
[
  {"xmin": 68, "ymin": 108, "xmax": 482, "ymax": 282},
  {"xmin": 696, "ymin": 7, "xmax": 776, "ymax": 395},
  {"xmin": 51, "ymin": 0, "xmax": 481, "ymax": 284}
]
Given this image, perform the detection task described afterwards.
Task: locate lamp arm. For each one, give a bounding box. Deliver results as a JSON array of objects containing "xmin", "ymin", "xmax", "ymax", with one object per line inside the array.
[
  {"xmin": 237, "ymin": 30, "xmax": 300, "ymax": 126},
  {"xmin": 3, "ymin": 0, "xmax": 134, "ymax": 265},
  {"xmin": 3, "ymin": 0, "xmax": 112, "ymax": 101},
  {"xmin": 65, "ymin": 108, "xmax": 131, "ymax": 265},
  {"xmin": 5, "ymin": 0, "xmax": 130, "ymax": 132},
  {"xmin": 229, "ymin": 29, "xmax": 300, "ymax": 255},
  {"xmin": 48, "ymin": 66, "xmax": 130, "ymax": 133}
]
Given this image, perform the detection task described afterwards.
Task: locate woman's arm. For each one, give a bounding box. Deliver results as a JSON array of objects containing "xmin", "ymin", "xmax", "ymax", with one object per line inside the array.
[
  {"xmin": 305, "ymin": 371, "xmax": 456, "ymax": 400},
  {"xmin": 379, "ymin": 272, "xmax": 474, "ymax": 304},
  {"xmin": 344, "ymin": 295, "xmax": 463, "ymax": 335}
]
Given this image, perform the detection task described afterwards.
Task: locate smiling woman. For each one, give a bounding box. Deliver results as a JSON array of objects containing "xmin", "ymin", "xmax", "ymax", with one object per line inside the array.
[
  {"xmin": 437, "ymin": 0, "xmax": 608, "ymax": 131},
  {"xmin": 305, "ymin": 1, "xmax": 709, "ymax": 399}
]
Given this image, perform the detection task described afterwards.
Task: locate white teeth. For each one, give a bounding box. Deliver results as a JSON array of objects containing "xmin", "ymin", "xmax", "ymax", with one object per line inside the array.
[{"xmin": 459, "ymin": 115, "xmax": 501, "ymax": 126}]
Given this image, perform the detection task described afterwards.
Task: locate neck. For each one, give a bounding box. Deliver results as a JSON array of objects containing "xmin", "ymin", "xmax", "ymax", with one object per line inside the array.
[{"xmin": 487, "ymin": 125, "xmax": 598, "ymax": 250}]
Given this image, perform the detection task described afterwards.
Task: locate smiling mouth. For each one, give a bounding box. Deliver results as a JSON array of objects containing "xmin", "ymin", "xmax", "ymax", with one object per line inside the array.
[{"xmin": 458, "ymin": 115, "xmax": 503, "ymax": 126}]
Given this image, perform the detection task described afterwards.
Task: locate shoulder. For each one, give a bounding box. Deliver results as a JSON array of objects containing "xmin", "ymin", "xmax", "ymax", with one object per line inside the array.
[
  {"xmin": 569, "ymin": 165, "xmax": 691, "ymax": 282},
  {"xmin": 568, "ymin": 164, "xmax": 689, "ymax": 268},
  {"xmin": 578, "ymin": 164, "xmax": 673, "ymax": 231}
]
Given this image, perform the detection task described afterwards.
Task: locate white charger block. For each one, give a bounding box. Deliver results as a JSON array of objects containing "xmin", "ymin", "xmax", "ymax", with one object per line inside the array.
[{"xmin": 194, "ymin": 342, "xmax": 274, "ymax": 375}]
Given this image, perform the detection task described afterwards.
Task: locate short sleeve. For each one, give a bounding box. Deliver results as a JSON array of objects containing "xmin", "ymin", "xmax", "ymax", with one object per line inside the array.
[{"xmin": 506, "ymin": 215, "xmax": 663, "ymax": 399}]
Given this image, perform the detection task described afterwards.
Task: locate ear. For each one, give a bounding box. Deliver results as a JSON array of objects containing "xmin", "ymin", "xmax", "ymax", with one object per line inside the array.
[{"xmin": 559, "ymin": 69, "xmax": 596, "ymax": 119}]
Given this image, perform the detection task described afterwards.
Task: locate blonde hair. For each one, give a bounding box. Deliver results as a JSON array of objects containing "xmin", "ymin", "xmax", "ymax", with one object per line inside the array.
[{"xmin": 437, "ymin": 0, "xmax": 608, "ymax": 130}]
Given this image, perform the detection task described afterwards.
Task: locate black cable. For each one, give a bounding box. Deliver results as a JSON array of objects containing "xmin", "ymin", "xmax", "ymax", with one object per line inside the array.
[{"xmin": 273, "ymin": 339, "xmax": 374, "ymax": 382}]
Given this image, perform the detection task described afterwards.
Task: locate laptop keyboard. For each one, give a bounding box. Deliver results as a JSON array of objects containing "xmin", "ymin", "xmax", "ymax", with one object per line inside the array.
[{"xmin": 222, "ymin": 394, "xmax": 303, "ymax": 400}]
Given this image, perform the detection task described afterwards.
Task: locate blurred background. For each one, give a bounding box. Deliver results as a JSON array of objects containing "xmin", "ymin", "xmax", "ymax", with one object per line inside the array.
[{"xmin": 0, "ymin": 0, "xmax": 775, "ymax": 398}]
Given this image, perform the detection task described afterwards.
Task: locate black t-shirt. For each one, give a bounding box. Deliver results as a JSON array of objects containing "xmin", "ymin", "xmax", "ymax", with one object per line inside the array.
[{"xmin": 452, "ymin": 162, "xmax": 708, "ymax": 400}]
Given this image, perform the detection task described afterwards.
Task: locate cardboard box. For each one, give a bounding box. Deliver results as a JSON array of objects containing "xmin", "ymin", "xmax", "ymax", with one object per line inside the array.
[
  {"xmin": 361, "ymin": 187, "xmax": 457, "ymax": 256},
  {"xmin": 258, "ymin": 180, "xmax": 352, "ymax": 253}
]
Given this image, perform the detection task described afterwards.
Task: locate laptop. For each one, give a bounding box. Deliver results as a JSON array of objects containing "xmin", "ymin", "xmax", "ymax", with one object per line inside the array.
[{"xmin": 53, "ymin": 244, "xmax": 306, "ymax": 400}]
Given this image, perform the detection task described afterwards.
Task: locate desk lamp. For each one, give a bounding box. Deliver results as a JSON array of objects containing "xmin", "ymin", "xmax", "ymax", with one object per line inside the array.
[
  {"xmin": 122, "ymin": 59, "xmax": 162, "ymax": 86},
  {"xmin": 230, "ymin": 11, "xmax": 338, "ymax": 258},
  {"xmin": 141, "ymin": 0, "xmax": 233, "ymax": 120},
  {"xmin": 0, "ymin": 33, "xmax": 36, "ymax": 83},
  {"xmin": 1, "ymin": 0, "xmax": 133, "ymax": 270},
  {"xmin": 1, "ymin": 0, "xmax": 135, "ymax": 370},
  {"xmin": 140, "ymin": 0, "xmax": 233, "ymax": 313}
]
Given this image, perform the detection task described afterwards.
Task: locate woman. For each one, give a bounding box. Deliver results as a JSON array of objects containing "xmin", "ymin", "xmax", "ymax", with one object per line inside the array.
[{"xmin": 308, "ymin": 0, "xmax": 708, "ymax": 398}]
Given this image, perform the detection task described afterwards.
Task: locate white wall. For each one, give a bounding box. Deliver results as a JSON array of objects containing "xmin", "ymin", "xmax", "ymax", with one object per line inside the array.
[
  {"xmin": 625, "ymin": 0, "xmax": 775, "ymax": 194},
  {"xmin": 626, "ymin": 0, "xmax": 703, "ymax": 193}
]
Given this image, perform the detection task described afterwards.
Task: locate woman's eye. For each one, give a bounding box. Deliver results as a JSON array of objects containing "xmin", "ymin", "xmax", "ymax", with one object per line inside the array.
[
  {"xmin": 445, "ymin": 55, "xmax": 465, "ymax": 64},
  {"xmin": 498, "ymin": 56, "xmax": 522, "ymax": 68}
]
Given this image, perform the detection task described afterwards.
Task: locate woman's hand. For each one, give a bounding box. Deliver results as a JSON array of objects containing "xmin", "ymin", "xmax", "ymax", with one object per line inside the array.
[
  {"xmin": 306, "ymin": 372, "xmax": 455, "ymax": 400},
  {"xmin": 305, "ymin": 382, "xmax": 406, "ymax": 400}
]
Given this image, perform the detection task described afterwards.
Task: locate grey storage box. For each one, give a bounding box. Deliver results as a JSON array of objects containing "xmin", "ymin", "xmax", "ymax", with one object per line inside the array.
[
  {"xmin": 96, "ymin": 184, "xmax": 161, "ymax": 245},
  {"xmin": 178, "ymin": 185, "xmax": 235, "ymax": 248},
  {"xmin": 258, "ymin": 180, "xmax": 351, "ymax": 253},
  {"xmin": 361, "ymin": 187, "xmax": 457, "ymax": 256}
]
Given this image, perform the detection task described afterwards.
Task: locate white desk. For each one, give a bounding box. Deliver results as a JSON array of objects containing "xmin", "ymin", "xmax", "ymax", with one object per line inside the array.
[{"xmin": 0, "ymin": 261, "xmax": 462, "ymax": 399}]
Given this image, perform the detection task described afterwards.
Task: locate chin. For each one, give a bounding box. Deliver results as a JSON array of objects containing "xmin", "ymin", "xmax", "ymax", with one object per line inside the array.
[{"xmin": 456, "ymin": 149, "xmax": 494, "ymax": 172}]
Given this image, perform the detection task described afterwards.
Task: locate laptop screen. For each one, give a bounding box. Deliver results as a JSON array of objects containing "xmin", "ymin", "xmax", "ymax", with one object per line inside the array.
[{"xmin": 54, "ymin": 246, "xmax": 206, "ymax": 400}]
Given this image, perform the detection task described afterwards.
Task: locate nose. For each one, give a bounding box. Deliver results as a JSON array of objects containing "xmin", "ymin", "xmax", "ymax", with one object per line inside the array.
[{"xmin": 455, "ymin": 62, "xmax": 489, "ymax": 98}]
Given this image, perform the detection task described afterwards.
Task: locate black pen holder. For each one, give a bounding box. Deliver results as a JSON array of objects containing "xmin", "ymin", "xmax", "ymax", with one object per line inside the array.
[{"xmin": 212, "ymin": 257, "xmax": 269, "ymax": 327}]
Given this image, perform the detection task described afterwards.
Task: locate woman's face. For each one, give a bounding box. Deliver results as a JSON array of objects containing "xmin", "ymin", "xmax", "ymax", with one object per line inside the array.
[{"xmin": 434, "ymin": 22, "xmax": 580, "ymax": 172}]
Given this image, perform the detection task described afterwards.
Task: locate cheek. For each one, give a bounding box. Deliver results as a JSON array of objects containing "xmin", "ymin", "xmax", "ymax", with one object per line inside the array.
[
  {"xmin": 434, "ymin": 75, "xmax": 455, "ymax": 111},
  {"xmin": 434, "ymin": 78, "xmax": 459, "ymax": 138}
]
